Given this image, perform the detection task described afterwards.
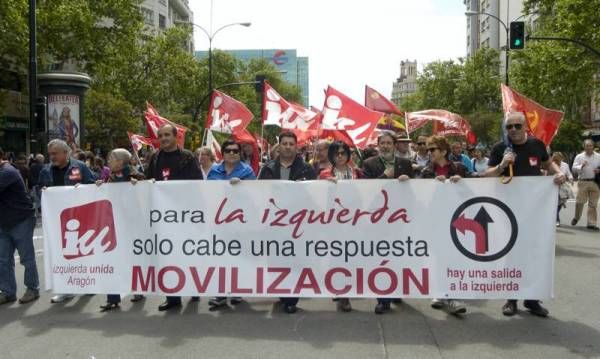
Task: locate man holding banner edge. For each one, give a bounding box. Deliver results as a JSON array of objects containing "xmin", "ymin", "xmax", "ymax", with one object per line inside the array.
[{"xmin": 485, "ymin": 111, "xmax": 566, "ymax": 317}]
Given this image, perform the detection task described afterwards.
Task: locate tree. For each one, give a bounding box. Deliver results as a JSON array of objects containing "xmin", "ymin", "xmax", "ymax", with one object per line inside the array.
[
  {"xmin": 399, "ymin": 49, "xmax": 504, "ymax": 146},
  {"xmin": 84, "ymin": 89, "xmax": 138, "ymax": 153},
  {"xmin": 510, "ymin": 0, "xmax": 600, "ymax": 153},
  {"xmin": 0, "ymin": 0, "xmax": 144, "ymax": 74}
]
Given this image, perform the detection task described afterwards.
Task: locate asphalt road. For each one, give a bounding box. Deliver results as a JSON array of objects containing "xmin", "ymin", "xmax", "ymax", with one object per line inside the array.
[{"xmin": 0, "ymin": 200, "xmax": 599, "ymax": 359}]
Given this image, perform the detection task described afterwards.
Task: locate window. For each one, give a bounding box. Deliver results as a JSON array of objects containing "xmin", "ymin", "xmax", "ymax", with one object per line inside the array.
[
  {"xmin": 141, "ymin": 7, "xmax": 154, "ymax": 26},
  {"xmin": 159, "ymin": 14, "xmax": 166, "ymax": 29}
]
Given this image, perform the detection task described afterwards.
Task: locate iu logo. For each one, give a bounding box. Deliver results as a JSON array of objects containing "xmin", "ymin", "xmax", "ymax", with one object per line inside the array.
[
  {"xmin": 59, "ymin": 200, "xmax": 117, "ymax": 260},
  {"xmin": 450, "ymin": 197, "xmax": 518, "ymax": 262}
]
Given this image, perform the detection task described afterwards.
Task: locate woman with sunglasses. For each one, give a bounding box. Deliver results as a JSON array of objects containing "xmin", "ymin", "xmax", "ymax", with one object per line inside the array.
[
  {"xmin": 318, "ymin": 141, "xmax": 362, "ymax": 312},
  {"xmin": 421, "ymin": 135, "xmax": 469, "ymax": 315},
  {"xmin": 207, "ymin": 139, "xmax": 256, "ymax": 309}
]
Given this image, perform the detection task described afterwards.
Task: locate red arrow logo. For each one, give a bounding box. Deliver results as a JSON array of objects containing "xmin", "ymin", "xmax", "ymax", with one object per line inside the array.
[{"xmin": 452, "ymin": 214, "xmax": 487, "ymax": 254}]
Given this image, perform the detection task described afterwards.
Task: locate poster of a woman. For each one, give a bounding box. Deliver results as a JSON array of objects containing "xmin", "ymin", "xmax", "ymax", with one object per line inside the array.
[{"xmin": 48, "ymin": 94, "xmax": 80, "ymax": 148}]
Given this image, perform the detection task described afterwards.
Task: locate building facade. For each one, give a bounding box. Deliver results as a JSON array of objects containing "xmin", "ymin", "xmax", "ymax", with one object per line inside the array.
[
  {"xmin": 465, "ymin": 0, "xmax": 532, "ymax": 80},
  {"xmin": 195, "ymin": 49, "xmax": 310, "ymax": 107},
  {"xmin": 391, "ymin": 60, "xmax": 418, "ymax": 106},
  {"xmin": 140, "ymin": 0, "xmax": 194, "ymax": 53},
  {"xmin": 0, "ymin": 69, "xmax": 28, "ymax": 155}
]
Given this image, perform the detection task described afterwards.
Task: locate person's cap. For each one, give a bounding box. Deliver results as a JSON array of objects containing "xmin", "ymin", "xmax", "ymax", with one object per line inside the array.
[{"xmin": 396, "ymin": 133, "xmax": 412, "ymax": 142}]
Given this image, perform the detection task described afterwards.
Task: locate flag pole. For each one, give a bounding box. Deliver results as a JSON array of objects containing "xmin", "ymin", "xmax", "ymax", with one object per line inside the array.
[
  {"xmin": 133, "ymin": 148, "xmax": 145, "ymax": 172},
  {"xmin": 200, "ymin": 127, "xmax": 208, "ymax": 147}
]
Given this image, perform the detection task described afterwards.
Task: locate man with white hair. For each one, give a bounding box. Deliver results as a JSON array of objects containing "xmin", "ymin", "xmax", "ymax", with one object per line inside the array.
[
  {"xmin": 571, "ymin": 139, "xmax": 600, "ymax": 231},
  {"xmin": 39, "ymin": 139, "xmax": 95, "ymax": 304},
  {"xmin": 485, "ymin": 111, "xmax": 566, "ymax": 317}
]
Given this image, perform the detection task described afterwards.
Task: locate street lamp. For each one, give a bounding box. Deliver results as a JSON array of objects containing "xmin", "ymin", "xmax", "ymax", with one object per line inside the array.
[
  {"xmin": 175, "ymin": 20, "xmax": 251, "ymax": 94},
  {"xmin": 465, "ymin": 10, "xmax": 510, "ymax": 85}
]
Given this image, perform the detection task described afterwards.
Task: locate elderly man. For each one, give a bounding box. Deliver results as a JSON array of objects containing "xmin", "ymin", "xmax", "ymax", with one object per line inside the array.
[
  {"xmin": 395, "ymin": 133, "xmax": 413, "ymax": 160},
  {"xmin": 0, "ymin": 147, "xmax": 40, "ymax": 305},
  {"xmin": 571, "ymin": 139, "xmax": 600, "ymax": 231},
  {"xmin": 146, "ymin": 124, "xmax": 203, "ymax": 311},
  {"xmin": 485, "ymin": 112, "xmax": 566, "ymax": 317},
  {"xmin": 39, "ymin": 139, "xmax": 96, "ymax": 304}
]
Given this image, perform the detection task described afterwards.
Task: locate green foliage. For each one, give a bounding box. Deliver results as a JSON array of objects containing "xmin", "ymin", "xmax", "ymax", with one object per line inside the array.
[
  {"xmin": 549, "ymin": 118, "xmax": 585, "ymax": 153},
  {"xmin": 84, "ymin": 89, "xmax": 138, "ymax": 152},
  {"xmin": 400, "ymin": 48, "xmax": 503, "ymax": 145}
]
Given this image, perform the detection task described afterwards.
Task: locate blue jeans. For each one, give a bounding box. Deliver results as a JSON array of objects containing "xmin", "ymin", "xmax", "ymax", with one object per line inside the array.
[{"xmin": 0, "ymin": 216, "xmax": 39, "ymax": 297}]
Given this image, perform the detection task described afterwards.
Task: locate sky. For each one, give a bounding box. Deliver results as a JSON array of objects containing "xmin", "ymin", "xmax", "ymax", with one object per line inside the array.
[{"xmin": 188, "ymin": 0, "xmax": 467, "ymax": 108}]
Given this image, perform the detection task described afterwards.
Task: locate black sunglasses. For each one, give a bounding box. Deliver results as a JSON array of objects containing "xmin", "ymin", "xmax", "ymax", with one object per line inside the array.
[
  {"xmin": 427, "ymin": 147, "xmax": 439, "ymax": 152},
  {"xmin": 505, "ymin": 123, "xmax": 523, "ymax": 130},
  {"xmin": 417, "ymin": 142, "xmax": 426, "ymax": 145},
  {"xmin": 223, "ymin": 148, "xmax": 240, "ymax": 154}
]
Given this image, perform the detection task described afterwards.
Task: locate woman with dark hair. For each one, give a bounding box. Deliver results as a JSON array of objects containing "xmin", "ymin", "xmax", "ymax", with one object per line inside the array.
[
  {"xmin": 319, "ymin": 141, "xmax": 362, "ymax": 181},
  {"xmin": 93, "ymin": 157, "xmax": 111, "ymax": 182},
  {"xmin": 319, "ymin": 141, "xmax": 361, "ymax": 312},
  {"xmin": 421, "ymin": 136, "xmax": 468, "ymax": 182},
  {"xmin": 207, "ymin": 139, "xmax": 255, "ymax": 309},
  {"xmin": 421, "ymin": 136, "xmax": 468, "ymax": 315}
]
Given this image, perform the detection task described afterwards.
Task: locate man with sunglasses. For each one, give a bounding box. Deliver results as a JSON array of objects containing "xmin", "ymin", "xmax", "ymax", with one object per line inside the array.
[
  {"xmin": 146, "ymin": 124, "xmax": 203, "ymax": 312},
  {"xmin": 485, "ymin": 111, "xmax": 566, "ymax": 317},
  {"xmin": 411, "ymin": 135, "xmax": 430, "ymax": 177},
  {"xmin": 207, "ymin": 139, "xmax": 256, "ymax": 309}
]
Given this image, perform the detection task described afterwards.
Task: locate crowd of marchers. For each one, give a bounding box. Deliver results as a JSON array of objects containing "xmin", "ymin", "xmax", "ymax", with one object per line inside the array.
[{"xmin": 1, "ymin": 111, "xmax": 599, "ymax": 317}]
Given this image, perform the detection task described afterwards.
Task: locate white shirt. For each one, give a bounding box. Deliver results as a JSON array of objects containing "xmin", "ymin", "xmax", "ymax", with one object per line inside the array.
[
  {"xmin": 413, "ymin": 152, "xmax": 429, "ymax": 167},
  {"xmin": 473, "ymin": 157, "xmax": 489, "ymax": 174},
  {"xmin": 559, "ymin": 161, "xmax": 574, "ymax": 181},
  {"xmin": 572, "ymin": 151, "xmax": 600, "ymax": 180}
]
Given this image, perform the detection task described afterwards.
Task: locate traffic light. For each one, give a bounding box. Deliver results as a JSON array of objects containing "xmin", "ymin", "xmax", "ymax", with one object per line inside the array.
[
  {"xmin": 510, "ymin": 21, "xmax": 525, "ymax": 49},
  {"xmin": 34, "ymin": 96, "xmax": 47, "ymax": 133},
  {"xmin": 254, "ymin": 74, "xmax": 266, "ymax": 93}
]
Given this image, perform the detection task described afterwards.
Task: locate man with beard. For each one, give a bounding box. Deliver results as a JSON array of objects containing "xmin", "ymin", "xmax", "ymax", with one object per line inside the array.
[
  {"xmin": 39, "ymin": 139, "xmax": 95, "ymax": 304},
  {"xmin": 361, "ymin": 131, "xmax": 414, "ymax": 314}
]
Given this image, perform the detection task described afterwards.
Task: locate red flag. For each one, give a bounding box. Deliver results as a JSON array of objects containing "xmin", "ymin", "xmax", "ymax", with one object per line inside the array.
[
  {"xmin": 206, "ymin": 130, "xmax": 222, "ymax": 162},
  {"xmin": 321, "ymin": 86, "xmax": 384, "ymax": 149},
  {"xmin": 501, "ymin": 84, "xmax": 564, "ymax": 146},
  {"xmin": 406, "ymin": 109, "xmax": 477, "ymax": 145},
  {"xmin": 364, "ymin": 85, "xmax": 403, "ymax": 116},
  {"xmin": 144, "ymin": 103, "xmax": 188, "ymax": 148},
  {"xmin": 206, "ymin": 90, "xmax": 254, "ymax": 135},
  {"xmin": 232, "ymin": 129, "xmax": 260, "ymax": 175},
  {"xmin": 127, "ymin": 132, "xmax": 156, "ymax": 152},
  {"xmin": 263, "ymin": 82, "xmax": 320, "ymax": 130}
]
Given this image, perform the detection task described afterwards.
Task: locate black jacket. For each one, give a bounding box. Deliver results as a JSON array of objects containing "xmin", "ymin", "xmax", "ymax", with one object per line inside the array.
[
  {"xmin": 258, "ymin": 156, "xmax": 317, "ymax": 181},
  {"xmin": 145, "ymin": 148, "xmax": 203, "ymax": 180},
  {"xmin": 361, "ymin": 156, "xmax": 414, "ymax": 179}
]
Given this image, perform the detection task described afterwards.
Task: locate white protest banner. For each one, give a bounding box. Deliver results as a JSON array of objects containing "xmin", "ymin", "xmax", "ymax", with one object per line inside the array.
[{"xmin": 42, "ymin": 178, "xmax": 557, "ymax": 299}]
